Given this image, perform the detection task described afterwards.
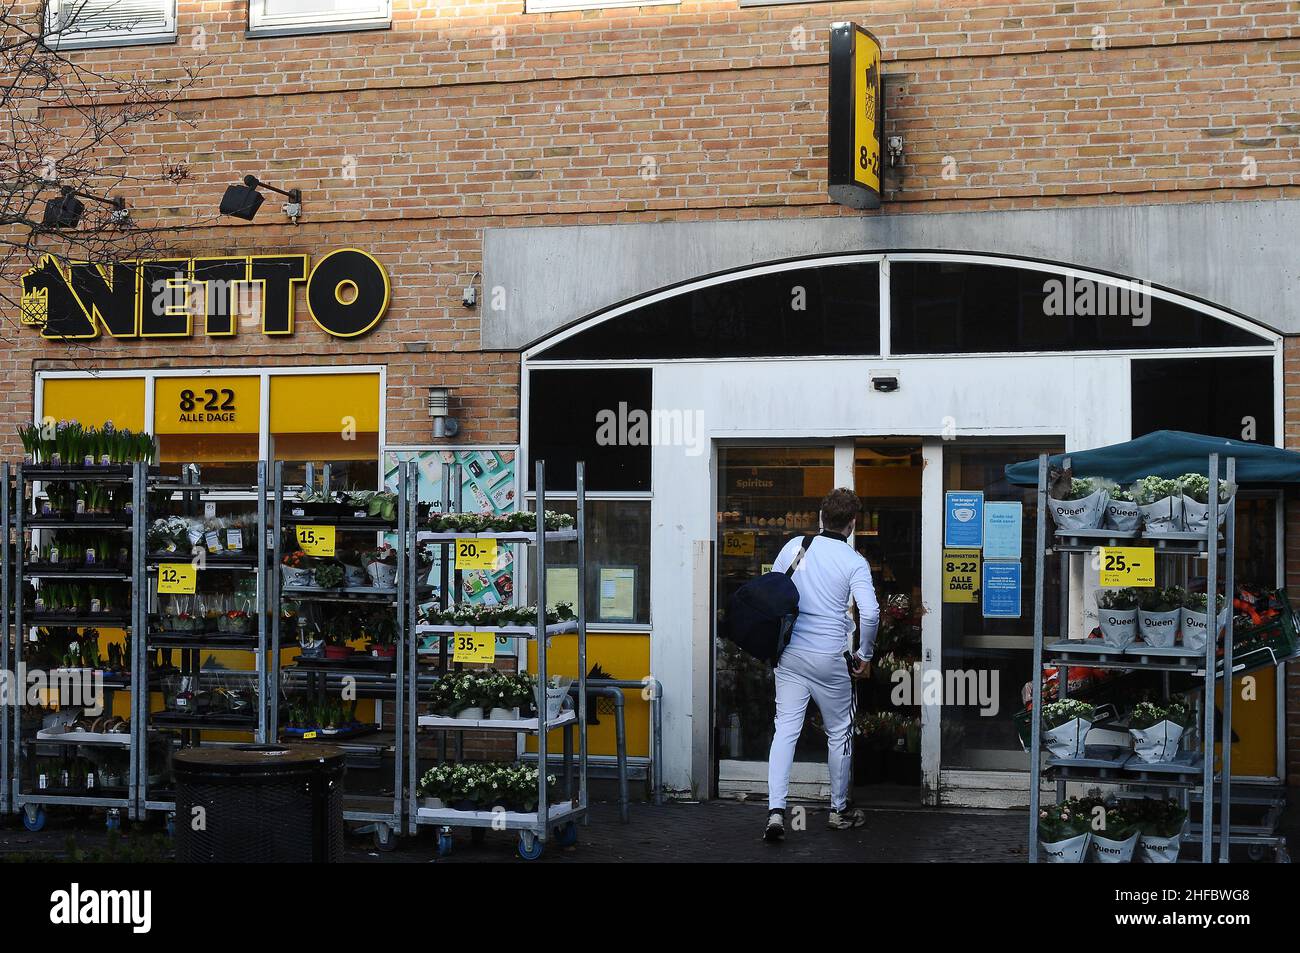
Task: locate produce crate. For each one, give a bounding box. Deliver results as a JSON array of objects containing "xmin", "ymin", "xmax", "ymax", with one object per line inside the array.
[{"xmin": 1226, "ymin": 589, "xmax": 1300, "ymax": 673}]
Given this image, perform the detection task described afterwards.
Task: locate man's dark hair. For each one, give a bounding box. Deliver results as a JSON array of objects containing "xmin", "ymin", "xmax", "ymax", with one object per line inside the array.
[{"xmin": 820, "ymin": 487, "xmax": 861, "ymax": 533}]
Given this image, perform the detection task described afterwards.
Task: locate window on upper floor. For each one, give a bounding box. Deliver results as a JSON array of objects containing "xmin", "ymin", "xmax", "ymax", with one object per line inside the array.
[
  {"xmin": 525, "ymin": 0, "xmax": 680, "ymax": 13},
  {"xmin": 44, "ymin": 0, "xmax": 177, "ymax": 50},
  {"xmin": 248, "ymin": 0, "xmax": 391, "ymax": 37}
]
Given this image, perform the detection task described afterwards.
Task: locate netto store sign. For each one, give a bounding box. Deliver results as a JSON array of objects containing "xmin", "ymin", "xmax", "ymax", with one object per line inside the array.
[
  {"xmin": 19, "ymin": 247, "xmax": 390, "ymax": 340},
  {"xmin": 827, "ymin": 22, "xmax": 883, "ymax": 210}
]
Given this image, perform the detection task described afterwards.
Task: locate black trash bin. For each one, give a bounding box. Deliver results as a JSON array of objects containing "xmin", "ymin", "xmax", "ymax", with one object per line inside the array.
[{"xmin": 173, "ymin": 744, "xmax": 345, "ymax": 863}]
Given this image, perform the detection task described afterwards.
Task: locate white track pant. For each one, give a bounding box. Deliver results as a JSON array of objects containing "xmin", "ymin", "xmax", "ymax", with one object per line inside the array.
[{"xmin": 767, "ymin": 647, "xmax": 855, "ymax": 813}]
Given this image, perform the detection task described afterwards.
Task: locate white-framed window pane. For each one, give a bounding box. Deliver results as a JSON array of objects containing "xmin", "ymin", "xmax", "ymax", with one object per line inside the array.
[
  {"xmin": 248, "ymin": 0, "xmax": 391, "ymax": 34},
  {"xmin": 525, "ymin": 0, "xmax": 679, "ymax": 14},
  {"xmin": 45, "ymin": 0, "xmax": 177, "ymax": 49}
]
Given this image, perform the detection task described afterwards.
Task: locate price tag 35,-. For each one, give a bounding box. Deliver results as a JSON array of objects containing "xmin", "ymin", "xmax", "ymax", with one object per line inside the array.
[
  {"xmin": 456, "ymin": 538, "xmax": 497, "ymax": 571},
  {"xmin": 452, "ymin": 632, "xmax": 496, "ymax": 664},
  {"xmin": 158, "ymin": 563, "xmax": 197, "ymax": 595},
  {"xmin": 1098, "ymin": 546, "xmax": 1155, "ymax": 587},
  {"xmin": 296, "ymin": 524, "xmax": 336, "ymax": 557}
]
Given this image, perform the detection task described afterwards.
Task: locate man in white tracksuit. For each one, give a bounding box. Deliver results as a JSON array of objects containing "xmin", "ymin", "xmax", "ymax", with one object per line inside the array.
[{"xmin": 764, "ymin": 487, "xmax": 879, "ymax": 841}]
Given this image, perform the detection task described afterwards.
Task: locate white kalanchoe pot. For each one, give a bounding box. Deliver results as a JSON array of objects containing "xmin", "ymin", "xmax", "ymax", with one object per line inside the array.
[
  {"xmin": 1132, "ymin": 475, "xmax": 1184, "ymax": 536},
  {"xmin": 1180, "ymin": 593, "xmax": 1228, "ymax": 653},
  {"xmin": 1102, "ymin": 484, "xmax": 1142, "ymax": 532},
  {"xmin": 1046, "ymin": 477, "xmax": 1108, "ymax": 531},
  {"xmin": 1128, "ymin": 702, "xmax": 1189, "ymax": 763},
  {"xmin": 1177, "ymin": 473, "xmax": 1234, "ymax": 533},
  {"xmin": 1095, "ymin": 588, "xmax": 1139, "ymax": 649},
  {"xmin": 1040, "ymin": 700, "xmax": 1095, "ymax": 759},
  {"xmin": 1136, "ymin": 587, "xmax": 1183, "ymax": 648}
]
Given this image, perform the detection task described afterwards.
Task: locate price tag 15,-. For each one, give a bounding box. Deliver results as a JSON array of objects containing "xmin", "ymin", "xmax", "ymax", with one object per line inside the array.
[
  {"xmin": 296, "ymin": 524, "xmax": 336, "ymax": 557},
  {"xmin": 452, "ymin": 632, "xmax": 496, "ymax": 664},
  {"xmin": 456, "ymin": 538, "xmax": 497, "ymax": 571},
  {"xmin": 158, "ymin": 563, "xmax": 197, "ymax": 595},
  {"xmin": 1098, "ymin": 546, "xmax": 1155, "ymax": 587}
]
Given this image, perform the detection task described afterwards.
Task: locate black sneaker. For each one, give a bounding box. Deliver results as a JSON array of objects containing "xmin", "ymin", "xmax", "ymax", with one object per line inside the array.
[{"xmin": 763, "ymin": 810, "xmax": 785, "ymax": 843}]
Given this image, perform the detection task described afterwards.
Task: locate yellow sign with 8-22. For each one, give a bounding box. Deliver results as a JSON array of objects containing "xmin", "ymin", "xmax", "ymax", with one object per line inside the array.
[{"xmin": 1098, "ymin": 546, "xmax": 1155, "ymax": 587}]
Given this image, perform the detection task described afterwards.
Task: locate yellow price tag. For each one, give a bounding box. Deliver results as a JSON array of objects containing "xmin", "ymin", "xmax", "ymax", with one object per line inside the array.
[
  {"xmin": 452, "ymin": 632, "xmax": 496, "ymax": 664},
  {"xmin": 303, "ymin": 731, "xmax": 317, "ymax": 740},
  {"xmin": 722, "ymin": 532, "xmax": 755, "ymax": 557},
  {"xmin": 1098, "ymin": 546, "xmax": 1155, "ymax": 587},
  {"xmin": 455, "ymin": 538, "xmax": 497, "ymax": 571},
  {"xmin": 296, "ymin": 524, "xmax": 336, "ymax": 557},
  {"xmin": 157, "ymin": 563, "xmax": 197, "ymax": 595}
]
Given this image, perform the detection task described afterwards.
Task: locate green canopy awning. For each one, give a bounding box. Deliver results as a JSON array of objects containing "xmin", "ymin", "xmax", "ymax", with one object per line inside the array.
[{"xmin": 1005, "ymin": 431, "xmax": 1300, "ymax": 486}]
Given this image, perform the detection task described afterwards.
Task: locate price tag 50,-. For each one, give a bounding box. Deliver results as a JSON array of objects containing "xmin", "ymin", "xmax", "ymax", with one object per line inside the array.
[
  {"xmin": 452, "ymin": 632, "xmax": 496, "ymax": 664},
  {"xmin": 158, "ymin": 563, "xmax": 197, "ymax": 595},
  {"xmin": 1098, "ymin": 546, "xmax": 1155, "ymax": 587},
  {"xmin": 296, "ymin": 524, "xmax": 336, "ymax": 557},
  {"xmin": 456, "ymin": 538, "xmax": 497, "ymax": 571}
]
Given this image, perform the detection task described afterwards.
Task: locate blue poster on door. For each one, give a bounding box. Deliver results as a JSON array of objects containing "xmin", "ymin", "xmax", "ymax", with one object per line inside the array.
[
  {"xmin": 983, "ymin": 502, "xmax": 1022, "ymax": 559},
  {"xmin": 982, "ymin": 561, "xmax": 1022, "ymax": 619},
  {"xmin": 944, "ymin": 491, "xmax": 984, "ymax": 548}
]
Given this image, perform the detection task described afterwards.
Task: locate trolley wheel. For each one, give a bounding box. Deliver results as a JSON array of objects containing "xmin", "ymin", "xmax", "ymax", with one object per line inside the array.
[
  {"xmin": 105, "ymin": 810, "xmax": 121, "ymax": 833},
  {"xmin": 470, "ymin": 826, "xmax": 487, "ymax": 846},
  {"xmin": 517, "ymin": 831, "xmax": 545, "ymax": 861},
  {"xmin": 165, "ymin": 812, "xmax": 176, "ymax": 838},
  {"xmin": 1248, "ymin": 845, "xmax": 1266, "ymax": 862},
  {"xmin": 554, "ymin": 820, "xmax": 578, "ymax": 847},
  {"xmin": 1276, "ymin": 846, "xmax": 1291, "ymax": 864},
  {"xmin": 372, "ymin": 824, "xmax": 397, "ymax": 853},
  {"xmin": 22, "ymin": 806, "xmax": 46, "ymax": 832},
  {"xmin": 437, "ymin": 832, "xmax": 454, "ymax": 857}
]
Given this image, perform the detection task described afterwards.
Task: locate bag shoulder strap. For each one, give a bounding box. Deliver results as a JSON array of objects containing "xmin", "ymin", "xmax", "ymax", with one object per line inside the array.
[{"xmin": 785, "ymin": 535, "xmax": 816, "ymax": 577}]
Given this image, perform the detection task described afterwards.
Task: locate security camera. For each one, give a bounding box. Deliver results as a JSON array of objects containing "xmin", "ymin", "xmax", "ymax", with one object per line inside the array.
[{"xmin": 462, "ymin": 284, "xmax": 477, "ymax": 309}]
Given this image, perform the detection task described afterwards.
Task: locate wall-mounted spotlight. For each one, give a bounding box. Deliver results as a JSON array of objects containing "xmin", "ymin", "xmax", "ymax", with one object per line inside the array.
[
  {"xmin": 427, "ymin": 386, "xmax": 460, "ymax": 439},
  {"xmin": 220, "ymin": 174, "xmax": 302, "ymax": 224},
  {"xmin": 41, "ymin": 187, "xmax": 128, "ymax": 229}
]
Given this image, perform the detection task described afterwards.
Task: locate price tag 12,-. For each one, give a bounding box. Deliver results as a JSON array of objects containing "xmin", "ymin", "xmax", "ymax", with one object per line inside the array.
[
  {"xmin": 1098, "ymin": 546, "xmax": 1155, "ymax": 587},
  {"xmin": 452, "ymin": 632, "xmax": 496, "ymax": 664},
  {"xmin": 296, "ymin": 524, "xmax": 336, "ymax": 557},
  {"xmin": 456, "ymin": 538, "xmax": 498, "ymax": 571},
  {"xmin": 157, "ymin": 563, "xmax": 197, "ymax": 595}
]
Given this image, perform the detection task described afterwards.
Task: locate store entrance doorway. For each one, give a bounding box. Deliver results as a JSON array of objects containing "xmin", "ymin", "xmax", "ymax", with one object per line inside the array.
[{"xmin": 713, "ymin": 440, "xmax": 924, "ymax": 803}]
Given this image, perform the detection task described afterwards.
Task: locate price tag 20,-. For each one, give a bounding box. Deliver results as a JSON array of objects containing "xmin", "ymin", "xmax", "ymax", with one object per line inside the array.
[
  {"xmin": 452, "ymin": 632, "xmax": 496, "ymax": 664},
  {"xmin": 158, "ymin": 563, "xmax": 197, "ymax": 595},
  {"xmin": 456, "ymin": 538, "xmax": 497, "ymax": 571},
  {"xmin": 296, "ymin": 524, "xmax": 336, "ymax": 557},
  {"xmin": 1098, "ymin": 546, "xmax": 1155, "ymax": 587}
]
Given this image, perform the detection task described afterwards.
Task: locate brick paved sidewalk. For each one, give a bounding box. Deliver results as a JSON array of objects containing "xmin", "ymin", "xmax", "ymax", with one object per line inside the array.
[{"xmin": 0, "ymin": 794, "xmax": 1030, "ymax": 863}]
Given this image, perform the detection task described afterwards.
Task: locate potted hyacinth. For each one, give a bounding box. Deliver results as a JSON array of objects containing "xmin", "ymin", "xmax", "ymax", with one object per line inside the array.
[
  {"xmin": 1137, "ymin": 586, "xmax": 1183, "ymax": 648},
  {"xmin": 1038, "ymin": 801, "xmax": 1091, "ymax": 863},
  {"xmin": 1177, "ymin": 472, "xmax": 1233, "ymax": 533},
  {"xmin": 1128, "ymin": 701, "xmax": 1190, "ymax": 763},
  {"xmin": 1040, "ymin": 699, "xmax": 1095, "ymax": 759},
  {"xmin": 1181, "ymin": 591, "xmax": 1228, "ymax": 653},
  {"xmin": 1094, "ymin": 587, "xmax": 1139, "ymax": 649},
  {"xmin": 363, "ymin": 543, "xmax": 398, "ymax": 589},
  {"xmin": 1046, "ymin": 476, "xmax": 1108, "ymax": 531},
  {"xmin": 1102, "ymin": 483, "xmax": 1141, "ymax": 532},
  {"xmin": 1135, "ymin": 797, "xmax": 1189, "ymax": 863},
  {"xmin": 1132, "ymin": 475, "xmax": 1184, "ymax": 536},
  {"xmin": 1080, "ymin": 799, "xmax": 1141, "ymax": 864}
]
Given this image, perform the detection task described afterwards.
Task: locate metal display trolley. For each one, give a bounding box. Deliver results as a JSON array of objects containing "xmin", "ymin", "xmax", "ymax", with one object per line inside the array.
[
  {"xmin": 1, "ymin": 464, "xmax": 13, "ymax": 818},
  {"xmin": 137, "ymin": 463, "xmax": 271, "ymax": 827},
  {"xmin": 12, "ymin": 461, "xmax": 146, "ymax": 832},
  {"xmin": 408, "ymin": 459, "xmax": 588, "ymax": 861},
  {"xmin": 1027, "ymin": 452, "xmax": 1237, "ymax": 863},
  {"xmin": 269, "ymin": 460, "xmax": 419, "ymax": 850}
]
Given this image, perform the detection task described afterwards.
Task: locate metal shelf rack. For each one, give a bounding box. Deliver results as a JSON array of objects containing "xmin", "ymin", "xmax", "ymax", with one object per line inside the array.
[
  {"xmin": 269, "ymin": 460, "xmax": 417, "ymax": 850},
  {"xmin": 11, "ymin": 461, "xmax": 146, "ymax": 832},
  {"xmin": 1028, "ymin": 452, "xmax": 1234, "ymax": 864},
  {"xmin": 136, "ymin": 463, "xmax": 271, "ymax": 820},
  {"xmin": 407, "ymin": 459, "xmax": 588, "ymax": 861}
]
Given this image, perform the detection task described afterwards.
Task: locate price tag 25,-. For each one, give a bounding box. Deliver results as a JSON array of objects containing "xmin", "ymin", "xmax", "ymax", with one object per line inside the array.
[
  {"xmin": 158, "ymin": 563, "xmax": 197, "ymax": 595},
  {"xmin": 296, "ymin": 524, "xmax": 336, "ymax": 557},
  {"xmin": 452, "ymin": 632, "xmax": 496, "ymax": 664},
  {"xmin": 1098, "ymin": 546, "xmax": 1155, "ymax": 587},
  {"xmin": 456, "ymin": 538, "xmax": 497, "ymax": 571}
]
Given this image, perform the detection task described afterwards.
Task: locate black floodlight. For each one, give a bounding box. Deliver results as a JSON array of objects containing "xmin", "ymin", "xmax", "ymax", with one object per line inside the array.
[
  {"xmin": 220, "ymin": 174, "xmax": 301, "ymax": 222},
  {"xmin": 41, "ymin": 187, "xmax": 129, "ymax": 229}
]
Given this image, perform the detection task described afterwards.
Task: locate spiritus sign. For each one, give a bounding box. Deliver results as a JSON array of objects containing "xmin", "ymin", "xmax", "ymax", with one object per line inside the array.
[{"xmin": 19, "ymin": 248, "xmax": 390, "ymax": 341}]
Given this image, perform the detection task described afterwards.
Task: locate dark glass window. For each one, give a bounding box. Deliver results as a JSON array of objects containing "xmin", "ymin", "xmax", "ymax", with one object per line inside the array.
[
  {"xmin": 1131, "ymin": 356, "xmax": 1274, "ymax": 444},
  {"xmin": 527, "ymin": 368, "xmax": 651, "ymax": 491},
  {"xmin": 891, "ymin": 261, "xmax": 1271, "ymax": 354},
  {"xmin": 533, "ymin": 262, "xmax": 879, "ymax": 360}
]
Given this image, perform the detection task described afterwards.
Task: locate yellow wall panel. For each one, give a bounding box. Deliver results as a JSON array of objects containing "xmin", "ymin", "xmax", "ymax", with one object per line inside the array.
[
  {"xmin": 270, "ymin": 373, "xmax": 380, "ymax": 433},
  {"xmin": 42, "ymin": 377, "xmax": 145, "ymax": 430}
]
